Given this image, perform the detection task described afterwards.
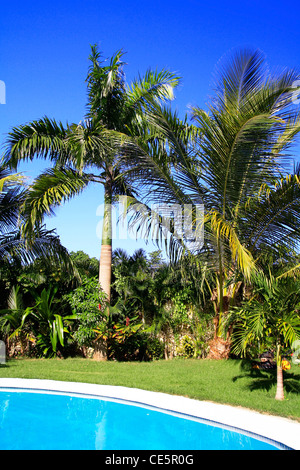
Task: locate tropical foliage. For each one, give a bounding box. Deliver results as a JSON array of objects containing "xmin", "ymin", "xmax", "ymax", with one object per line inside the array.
[
  {"xmin": 1, "ymin": 46, "xmax": 300, "ymax": 402},
  {"xmin": 0, "ymin": 285, "xmax": 76, "ymax": 357}
]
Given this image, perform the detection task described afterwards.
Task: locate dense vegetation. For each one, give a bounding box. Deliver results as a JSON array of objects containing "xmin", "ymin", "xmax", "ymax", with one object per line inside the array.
[
  {"xmin": 0, "ymin": 247, "xmax": 212, "ymax": 361},
  {"xmin": 1, "ymin": 46, "xmax": 300, "ymax": 402}
]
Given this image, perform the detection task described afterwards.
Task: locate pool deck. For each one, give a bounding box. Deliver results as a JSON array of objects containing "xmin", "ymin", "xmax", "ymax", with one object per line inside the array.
[{"xmin": 0, "ymin": 377, "xmax": 299, "ymax": 450}]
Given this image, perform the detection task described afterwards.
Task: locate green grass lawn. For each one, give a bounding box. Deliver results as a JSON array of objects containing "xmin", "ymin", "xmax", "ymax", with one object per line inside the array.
[{"xmin": 1, "ymin": 357, "xmax": 299, "ymax": 421}]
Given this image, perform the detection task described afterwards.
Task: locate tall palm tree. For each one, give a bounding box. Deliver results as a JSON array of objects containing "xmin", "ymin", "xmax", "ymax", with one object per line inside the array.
[
  {"xmin": 126, "ymin": 49, "xmax": 300, "ymax": 357},
  {"xmin": 4, "ymin": 45, "xmax": 180, "ymax": 302}
]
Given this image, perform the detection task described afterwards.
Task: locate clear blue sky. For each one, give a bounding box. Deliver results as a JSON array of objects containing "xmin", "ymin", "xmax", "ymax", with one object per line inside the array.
[{"xmin": 1, "ymin": 0, "xmax": 300, "ymax": 259}]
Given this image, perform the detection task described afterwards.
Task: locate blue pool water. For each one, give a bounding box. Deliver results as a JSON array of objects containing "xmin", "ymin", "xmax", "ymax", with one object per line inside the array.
[{"xmin": 0, "ymin": 389, "xmax": 282, "ymax": 450}]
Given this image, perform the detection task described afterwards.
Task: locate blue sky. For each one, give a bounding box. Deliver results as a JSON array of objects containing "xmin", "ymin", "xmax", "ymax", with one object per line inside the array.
[{"xmin": 1, "ymin": 0, "xmax": 300, "ymax": 259}]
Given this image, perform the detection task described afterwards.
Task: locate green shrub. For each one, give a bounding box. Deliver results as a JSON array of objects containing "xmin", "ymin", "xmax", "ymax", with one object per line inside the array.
[
  {"xmin": 107, "ymin": 319, "xmax": 164, "ymax": 361},
  {"xmin": 176, "ymin": 335, "xmax": 195, "ymax": 358},
  {"xmin": 65, "ymin": 278, "xmax": 107, "ymax": 349},
  {"xmin": 145, "ymin": 335, "xmax": 164, "ymax": 360}
]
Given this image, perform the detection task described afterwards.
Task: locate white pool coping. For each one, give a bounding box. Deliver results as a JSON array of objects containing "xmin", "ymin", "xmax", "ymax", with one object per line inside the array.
[{"xmin": 0, "ymin": 377, "xmax": 299, "ymax": 450}]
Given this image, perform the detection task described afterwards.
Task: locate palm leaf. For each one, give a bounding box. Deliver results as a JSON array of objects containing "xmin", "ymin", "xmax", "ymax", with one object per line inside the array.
[
  {"xmin": 20, "ymin": 167, "xmax": 93, "ymax": 236},
  {"xmin": 245, "ymin": 172, "xmax": 300, "ymax": 256},
  {"xmin": 126, "ymin": 69, "xmax": 180, "ymax": 111},
  {"xmin": 4, "ymin": 117, "xmax": 68, "ymax": 168},
  {"xmin": 7, "ymin": 285, "xmax": 24, "ymax": 311}
]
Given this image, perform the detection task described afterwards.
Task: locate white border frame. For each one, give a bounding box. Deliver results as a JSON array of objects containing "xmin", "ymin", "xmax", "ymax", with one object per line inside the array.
[{"xmin": 0, "ymin": 378, "xmax": 299, "ymax": 450}]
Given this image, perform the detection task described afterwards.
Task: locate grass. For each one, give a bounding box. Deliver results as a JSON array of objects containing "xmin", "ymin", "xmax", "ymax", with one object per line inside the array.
[{"xmin": 0, "ymin": 357, "xmax": 299, "ymax": 421}]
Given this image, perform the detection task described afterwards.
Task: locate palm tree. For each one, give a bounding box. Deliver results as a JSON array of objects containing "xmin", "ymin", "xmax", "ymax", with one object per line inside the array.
[
  {"xmin": 231, "ymin": 271, "xmax": 300, "ymax": 400},
  {"xmin": 4, "ymin": 45, "xmax": 180, "ymax": 304},
  {"xmin": 126, "ymin": 48, "xmax": 300, "ymax": 357}
]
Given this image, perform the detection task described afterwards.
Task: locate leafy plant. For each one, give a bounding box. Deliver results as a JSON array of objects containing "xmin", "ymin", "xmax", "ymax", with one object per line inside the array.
[
  {"xmin": 176, "ymin": 335, "xmax": 195, "ymax": 358},
  {"xmin": 107, "ymin": 317, "xmax": 144, "ymax": 360},
  {"xmin": 28, "ymin": 287, "xmax": 76, "ymax": 357},
  {"xmin": 0, "ymin": 285, "xmax": 33, "ymax": 355},
  {"xmin": 0, "ymin": 285, "xmax": 76, "ymax": 357},
  {"xmin": 65, "ymin": 277, "xmax": 107, "ymax": 350}
]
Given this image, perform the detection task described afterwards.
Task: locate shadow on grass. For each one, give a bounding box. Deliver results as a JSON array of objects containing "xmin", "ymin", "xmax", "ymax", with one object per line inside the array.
[{"xmin": 232, "ymin": 360, "xmax": 300, "ymax": 394}]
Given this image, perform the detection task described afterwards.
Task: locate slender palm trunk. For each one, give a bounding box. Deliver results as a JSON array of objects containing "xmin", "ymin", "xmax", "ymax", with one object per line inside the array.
[
  {"xmin": 99, "ymin": 176, "xmax": 112, "ymax": 302},
  {"xmin": 275, "ymin": 364, "xmax": 284, "ymax": 400},
  {"xmin": 275, "ymin": 343, "xmax": 284, "ymax": 400},
  {"xmin": 217, "ymin": 239, "xmax": 224, "ymax": 337},
  {"xmin": 94, "ymin": 175, "xmax": 112, "ymax": 361}
]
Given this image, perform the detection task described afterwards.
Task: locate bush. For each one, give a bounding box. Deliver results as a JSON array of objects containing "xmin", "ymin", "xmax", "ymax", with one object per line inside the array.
[
  {"xmin": 145, "ymin": 335, "xmax": 164, "ymax": 360},
  {"xmin": 107, "ymin": 319, "xmax": 165, "ymax": 361},
  {"xmin": 176, "ymin": 335, "xmax": 195, "ymax": 358},
  {"xmin": 65, "ymin": 278, "xmax": 107, "ymax": 349}
]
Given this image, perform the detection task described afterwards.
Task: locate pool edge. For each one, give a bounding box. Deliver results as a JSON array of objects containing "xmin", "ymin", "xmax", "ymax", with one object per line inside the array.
[{"xmin": 0, "ymin": 377, "xmax": 299, "ymax": 450}]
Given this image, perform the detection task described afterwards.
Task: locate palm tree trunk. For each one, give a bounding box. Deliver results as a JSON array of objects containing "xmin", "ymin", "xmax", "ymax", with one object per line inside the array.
[
  {"xmin": 275, "ymin": 343, "xmax": 284, "ymax": 400},
  {"xmin": 275, "ymin": 364, "xmax": 284, "ymax": 400},
  {"xmin": 99, "ymin": 177, "xmax": 112, "ymax": 302},
  {"xmin": 217, "ymin": 239, "xmax": 224, "ymax": 338},
  {"xmin": 99, "ymin": 242, "xmax": 112, "ymax": 301},
  {"xmin": 95, "ymin": 176, "xmax": 112, "ymax": 361},
  {"xmin": 208, "ymin": 242, "xmax": 231, "ymax": 360}
]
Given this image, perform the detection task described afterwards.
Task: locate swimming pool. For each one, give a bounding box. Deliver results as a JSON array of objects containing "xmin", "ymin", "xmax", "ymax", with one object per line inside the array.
[{"xmin": 0, "ymin": 386, "xmax": 289, "ymax": 450}]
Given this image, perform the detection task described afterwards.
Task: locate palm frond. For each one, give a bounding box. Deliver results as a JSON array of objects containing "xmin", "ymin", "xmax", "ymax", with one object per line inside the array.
[
  {"xmin": 245, "ymin": 172, "xmax": 300, "ymax": 256},
  {"xmin": 119, "ymin": 195, "xmax": 186, "ymax": 263},
  {"xmin": 7, "ymin": 285, "xmax": 24, "ymax": 311},
  {"xmin": 126, "ymin": 69, "xmax": 180, "ymax": 111},
  {"xmin": 207, "ymin": 209, "xmax": 255, "ymax": 279},
  {"xmin": 0, "ymin": 225, "xmax": 76, "ymax": 273},
  {"xmin": 4, "ymin": 117, "xmax": 69, "ymax": 169},
  {"xmin": 20, "ymin": 167, "xmax": 93, "ymax": 238},
  {"xmin": 86, "ymin": 45, "xmax": 126, "ymax": 128},
  {"xmin": 212, "ymin": 48, "xmax": 268, "ymax": 112}
]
